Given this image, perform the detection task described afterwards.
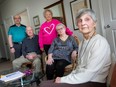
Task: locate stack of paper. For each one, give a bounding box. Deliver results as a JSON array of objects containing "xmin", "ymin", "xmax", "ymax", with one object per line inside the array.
[{"xmin": 0, "ymin": 71, "xmax": 25, "ymax": 82}]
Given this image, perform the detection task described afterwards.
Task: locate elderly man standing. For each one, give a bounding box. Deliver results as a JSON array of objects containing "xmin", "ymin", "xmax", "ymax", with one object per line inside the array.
[
  {"xmin": 8, "ymin": 15, "xmax": 27, "ymax": 59},
  {"xmin": 13, "ymin": 26, "xmax": 42, "ymax": 84}
]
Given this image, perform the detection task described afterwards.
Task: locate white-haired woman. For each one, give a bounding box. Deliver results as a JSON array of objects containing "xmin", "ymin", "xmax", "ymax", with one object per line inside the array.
[{"xmin": 46, "ymin": 23, "xmax": 78, "ymax": 80}]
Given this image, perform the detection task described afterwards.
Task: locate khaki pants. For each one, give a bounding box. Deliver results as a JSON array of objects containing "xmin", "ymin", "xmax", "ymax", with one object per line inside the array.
[{"xmin": 12, "ymin": 55, "xmax": 41, "ymax": 73}]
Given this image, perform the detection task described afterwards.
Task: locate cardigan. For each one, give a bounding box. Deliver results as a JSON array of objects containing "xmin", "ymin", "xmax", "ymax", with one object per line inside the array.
[{"xmin": 61, "ymin": 34, "xmax": 111, "ymax": 84}]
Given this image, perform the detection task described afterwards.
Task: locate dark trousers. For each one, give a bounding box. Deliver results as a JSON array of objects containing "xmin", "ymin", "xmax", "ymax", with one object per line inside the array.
[
  {"xmin": 13, "ymin": 44, "xmax": 22, "ymax": 58},
  {"xmin": 40, "ymin": 80, "xmax": 107, "ymax": 87},
  {"xmin": 46, "ymin": 59, "xmax": 70, "ymax": 80},
  {"xmin": 44, "ymin": 45, "xmax": 51, "ymax": 55}
]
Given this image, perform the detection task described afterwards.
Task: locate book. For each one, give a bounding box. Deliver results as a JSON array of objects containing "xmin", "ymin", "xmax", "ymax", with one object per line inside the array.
[{"xmin": 0, "ymin": 71, "xmax": 25, "ymax": 82}]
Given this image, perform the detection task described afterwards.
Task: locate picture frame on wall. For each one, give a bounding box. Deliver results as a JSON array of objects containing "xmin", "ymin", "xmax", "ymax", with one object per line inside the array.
[
  {"xmin": 53, "ymin": 17, "xmax": 64, "ymax": 24},
  {"xmin": 35, "ymin": 27, "xmax": 40, "ymax": 35},
  {"xmin": 70, "ymin": 0, "xmax": 91, "ymax": 30},
  {"xmin": 33, "ymin": 15, "xmax": 40, "ymax": 27}
]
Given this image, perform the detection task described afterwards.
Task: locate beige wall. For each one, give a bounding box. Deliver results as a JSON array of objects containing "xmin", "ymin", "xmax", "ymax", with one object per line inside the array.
[
  {"xmin": 0, "ymin": 0, "xmax": 103, "ymax": 58},
  {"xmin": 0, "ymin": 0, "xmax": 103, "ymax": 36}
]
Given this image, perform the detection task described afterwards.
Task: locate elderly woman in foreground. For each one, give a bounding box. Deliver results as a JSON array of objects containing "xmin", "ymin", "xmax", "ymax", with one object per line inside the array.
[{"xmin": 40, "ymin": 8, "xmax": 111, "ymax": 87}]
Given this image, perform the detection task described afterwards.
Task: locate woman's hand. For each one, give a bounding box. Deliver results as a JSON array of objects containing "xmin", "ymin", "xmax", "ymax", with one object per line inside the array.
[
  {"xmin": 55, "ymin": 77, "xmax": 61, "ymax": 83},
  {"xmin": 40, "ymin": 48, "xmax": 44, "ymax": 52},
  {"xmin": 46, "ymin": 57, "xmax": 54, "ymax": 65},
  {"xmin": 71, "ymin": 50, "xmax": 77, "ymax": 60}
]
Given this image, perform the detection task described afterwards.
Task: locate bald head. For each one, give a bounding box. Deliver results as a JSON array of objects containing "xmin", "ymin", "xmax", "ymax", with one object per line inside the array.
[
  {"xmin": 13, "ymin": 15, "xmax": 21, "ymax": 19},
  {"xmin": 26, "ymin": 26, "xmax": 34, "ymax": 37}
]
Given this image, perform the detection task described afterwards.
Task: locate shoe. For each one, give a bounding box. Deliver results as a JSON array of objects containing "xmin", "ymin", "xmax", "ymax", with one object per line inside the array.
[
  {"xmin": 30, "ymin": 72, "xmax": 45, "ymax": 85},
  {"xmin": 35, "ymin": 78, "xmax": 41, "ymax": 86},
  {"xmin": 30, "ymin": 76, "xmax": 41, "ymax": 86}
]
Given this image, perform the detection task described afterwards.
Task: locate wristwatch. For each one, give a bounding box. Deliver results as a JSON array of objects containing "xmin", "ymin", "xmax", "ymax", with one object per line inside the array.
[{"xmin": 10, "ymin": 47, "xmax": 13, "ymax": 49}]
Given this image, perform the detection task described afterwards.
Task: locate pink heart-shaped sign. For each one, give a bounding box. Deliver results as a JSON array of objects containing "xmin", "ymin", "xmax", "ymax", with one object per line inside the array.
[{"xmin": 44, "ymin": 23, "xmax": 55, "ymax": 34}]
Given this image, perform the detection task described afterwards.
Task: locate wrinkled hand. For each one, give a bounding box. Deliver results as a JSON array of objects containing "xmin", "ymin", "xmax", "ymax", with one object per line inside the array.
[
  {"xmin": 26, "ymin": 54, "xmax": 34, "ymax": 60},
  {"xmin": 31, "ymin": 53, "xmax": 37, "ymax": 58},
  {"xmin": 46, "ymin": 57, "xmax": 54, "ymax": 65},
  {"xmin": 73, "ymin": 35, "xmax": 78, "ymax": 40},
  {"xmin": 26, "ymin": 53, "xmax": 38, "ymax": 60},
  {"xmin": 55, "ymin": 77, "xmax": 61, "ymax": 83},
  {"xmin": 10, "ymin": 48, "xmax": 15, "ymax": 53},
  {"xmin": 71, "ymin": 50, "xmax": 77, "ymax": 60}
]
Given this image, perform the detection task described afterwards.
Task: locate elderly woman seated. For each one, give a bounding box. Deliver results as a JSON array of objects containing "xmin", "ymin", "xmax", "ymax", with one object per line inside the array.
[{"xmin": 46, "ymin": 23, "xmax": 78, "ymax": 80}]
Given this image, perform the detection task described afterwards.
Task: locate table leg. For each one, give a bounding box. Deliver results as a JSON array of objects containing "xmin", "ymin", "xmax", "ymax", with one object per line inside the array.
[{"xmin": 20, "ymin": 77, "xmax": 24, "ymax": 87}]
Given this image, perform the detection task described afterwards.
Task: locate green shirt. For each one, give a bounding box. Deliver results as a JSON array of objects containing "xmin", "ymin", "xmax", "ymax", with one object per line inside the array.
[{"xmin": 8, "ymin": 24, "xmax": 26, "ymax": 42}]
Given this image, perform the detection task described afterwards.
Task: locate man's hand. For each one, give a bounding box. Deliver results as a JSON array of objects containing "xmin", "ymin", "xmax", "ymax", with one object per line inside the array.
[
  {"xmin": 10, "ymin": 48, "xmax": 15, "ymax": 53},
  {"xmin": 26, "ymin": 54, "xmax": 33, "ymax": 60},
  {"xmin": 31, "ymin": 53, "xmax": 37, "ymax": 58},
  {"xmin": 26, "ymin": 53, "xmax": 38, "ymax": 60}
]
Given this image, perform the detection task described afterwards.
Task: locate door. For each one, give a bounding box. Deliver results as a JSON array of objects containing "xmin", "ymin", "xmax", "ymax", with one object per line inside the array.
[
  {"xmin": 3, "ymin": 9, "xmax": 30, "ymax": 60},
  {"xmin": 17, "ymin": 9, "xmax": 30, "ymax": 26},
  {"xmin": 3, "ymin": 16, "xmax": 14, "ymax": 60},
  {"xmin": 101, "ymin": 0, "xmax": 116, "ymax": 57}
]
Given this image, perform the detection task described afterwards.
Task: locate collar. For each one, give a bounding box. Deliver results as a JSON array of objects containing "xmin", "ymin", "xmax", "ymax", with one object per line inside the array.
[{"xmin": 27, "ymin": 35, "xmax": 36, "ymax": 39}]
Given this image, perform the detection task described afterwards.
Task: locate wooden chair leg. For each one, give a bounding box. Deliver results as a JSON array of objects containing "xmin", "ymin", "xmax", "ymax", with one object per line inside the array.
[{"xmin": 41, "ymin": 53, "xmax": 46, "ymax": 74}]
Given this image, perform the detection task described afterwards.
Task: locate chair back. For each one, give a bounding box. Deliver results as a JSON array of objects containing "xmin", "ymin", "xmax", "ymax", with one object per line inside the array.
[
  {"xmin": 64, "ymin": 36, "xmax": 80, "ymax": 72},
  {"xmin": 110, "ymin": 63, "xmax": 116, "ymax": 87},
  {"xmin": 107, "ymin": 53, "xmax": 116, "ymax": 87},
  {"xmin": 74, "ymin": 35, "xmax": 80, "ymax": 45}
]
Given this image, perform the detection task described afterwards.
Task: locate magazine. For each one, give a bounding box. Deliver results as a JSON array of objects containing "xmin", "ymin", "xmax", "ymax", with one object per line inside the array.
[{"xmin": 0, "ymin": 71, "xmax": 25, "ymax": 82}]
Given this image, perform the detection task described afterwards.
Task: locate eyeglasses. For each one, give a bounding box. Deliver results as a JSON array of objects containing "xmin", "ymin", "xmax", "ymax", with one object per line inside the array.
[{"xmin": 14, "ymin": 18, "xmax": 21, "ymax": 20}]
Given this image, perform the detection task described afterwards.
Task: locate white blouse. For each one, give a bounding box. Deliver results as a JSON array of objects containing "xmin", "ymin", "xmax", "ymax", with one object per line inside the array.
[{"xmin": 61, "ymin": 34, "xmax": 111, "ymax": 84}]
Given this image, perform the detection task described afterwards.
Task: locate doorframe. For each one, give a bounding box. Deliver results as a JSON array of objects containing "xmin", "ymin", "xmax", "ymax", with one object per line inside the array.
[
  {"xmin": 3, "ymin": 16, "xmax": 14, "ymax": 60},
  {"xmin": 15, "ymin": 8, "xmax": 31, "ymax": 26},
  {"xmin": 98, "ymin": 0, "xmax": 106, "ymax": 37}
]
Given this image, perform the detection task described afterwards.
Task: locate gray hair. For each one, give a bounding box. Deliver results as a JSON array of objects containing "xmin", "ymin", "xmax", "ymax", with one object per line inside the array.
[
  {"xmin": 13, "ymin": 15, "xmax": 21, "ymax": 19},
  {"xmin": 56, "ymin": 23, "xmax": 66, "ymax": 30},
  {"xmin": 76, "ymin": 8, "xmax": 97, "ymax": 23},
  {"xmin": 43, "ymin": 9, "xmax": 53, "ymax": 17}
]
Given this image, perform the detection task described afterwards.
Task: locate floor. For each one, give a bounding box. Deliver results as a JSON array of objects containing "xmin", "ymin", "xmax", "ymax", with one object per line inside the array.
[{"xmin": 0, "ymin": 59, "xmax": 12, "ymax": 72}]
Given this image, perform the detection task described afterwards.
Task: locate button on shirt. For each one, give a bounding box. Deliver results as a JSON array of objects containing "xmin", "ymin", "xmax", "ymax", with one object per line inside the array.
[
  {"xmin": 8, "ymin": 24, "xmax": 26, "ymax": 42},
  {"xmin": 22, "ymin": 35, "xmax": 41, "ymax": 57}
]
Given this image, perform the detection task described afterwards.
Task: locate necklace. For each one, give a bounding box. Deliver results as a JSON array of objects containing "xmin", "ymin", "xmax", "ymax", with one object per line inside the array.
[{"xmin": 79, "ymin": 32, "xmax": 96, "ymax": 59}]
